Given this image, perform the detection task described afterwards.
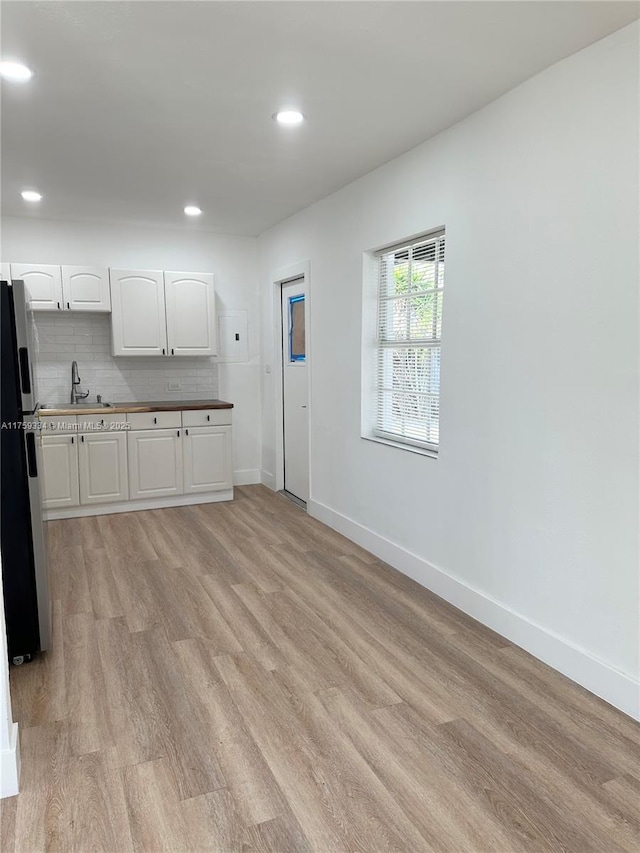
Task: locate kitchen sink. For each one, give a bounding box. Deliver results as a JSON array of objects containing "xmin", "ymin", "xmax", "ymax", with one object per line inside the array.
[{"xmin": 40, "ymin": 402, "xmax": 115, "ymax": 410}]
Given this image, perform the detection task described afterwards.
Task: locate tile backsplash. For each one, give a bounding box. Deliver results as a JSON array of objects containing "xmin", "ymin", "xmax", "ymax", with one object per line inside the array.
[{"xmin": 33, "ymin": 314, "xmax": 219, "ymax": 405}]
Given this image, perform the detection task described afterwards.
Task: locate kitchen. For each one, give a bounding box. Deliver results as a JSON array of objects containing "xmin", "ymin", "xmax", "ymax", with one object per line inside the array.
[
  {"xmin": 1, "ymin": 3, "xmax": 639, "ymax": 852},
  {"xmin": 1, "ymin": 260, "xmax": 248, "ymax": 661}
]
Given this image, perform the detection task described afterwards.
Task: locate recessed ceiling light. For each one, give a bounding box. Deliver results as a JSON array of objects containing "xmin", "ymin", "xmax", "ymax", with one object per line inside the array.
[
  {"xmin": 21, "ymin": 190, "xmax": 42, "ymax": 202},
  {"xmin": 184, "ymin": 205, "xmax": 202, "ymax": 216},
  {"xmin": 275, "ymin": 110, "xmax": 305, "ymax": 126},
  {"xmin": 0, "ymin": 61, "xmax": 34, "ymax": 82}
]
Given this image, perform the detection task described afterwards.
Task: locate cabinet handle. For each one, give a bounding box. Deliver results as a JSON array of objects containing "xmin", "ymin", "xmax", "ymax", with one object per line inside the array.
[
  {"xmin": 177, "ymin": 430, "xmax": 180, "ymax": 437},
  {"xmin": 162, "ymin": 348, "xmax": 165, "ymax": 355},
  {"xmin": 171, "ymin": 348, "xmax": 174, "ymax": 355},
  {"xmin": 185, "ymin": 429, "xmax": 189, "ymax": 436},
  {"xmin": 206, "ymin": 414, "xmax": 210, "ymax": 422},
  {"xmin": 67, "ymin": 302, "xmax": 70, "ymax": 309},
  {"xmin": 153, "ymin": 416, "xmax": 157, "ymax": 424},
  {"xmin": 71, "ymin": 436, "xmax": 74, "ymax": 444},
  {"xmin": 57, "ymin": 301, "xmax": 61, "ymax": 310},
  {"xmin": 81, "ymin": 435, "xmax": 85, "ymax": 442}
]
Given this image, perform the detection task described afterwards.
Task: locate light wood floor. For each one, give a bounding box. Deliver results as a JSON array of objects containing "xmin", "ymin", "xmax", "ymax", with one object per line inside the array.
[{"xmin": 2, "ymin": 485, "xmax": 639, "ymax": 852}]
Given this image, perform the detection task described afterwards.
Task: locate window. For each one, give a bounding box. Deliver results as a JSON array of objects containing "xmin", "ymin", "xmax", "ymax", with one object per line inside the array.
[
  {"xmin": 288, "ymin": 294, "xmax": 306, "ymax": 362},
  {"xmin": 374, "ymin": 231, "xmax": 445, "ymax": 453}
]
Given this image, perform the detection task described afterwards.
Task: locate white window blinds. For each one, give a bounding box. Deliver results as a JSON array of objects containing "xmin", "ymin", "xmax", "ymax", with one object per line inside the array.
[{"xmin": 375, "ymin": 231, "xmax": 445, "ymax": 452}]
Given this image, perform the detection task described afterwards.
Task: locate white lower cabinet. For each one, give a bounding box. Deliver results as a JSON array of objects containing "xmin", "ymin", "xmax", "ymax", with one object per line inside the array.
[
  {"xmin": 40, "ymin": 407, "xmax": 233, "ymax": 517},
  {"xmin": 183, "ymin": 426, "xmax": 232, "ymax": 493},
  {"xmin": 41, "ymin": 434, "xmax": 80, "ymax": 509},
  {"xmin": 128, "ymin": 428, "xmax": 184, "ymax": 499},
  {"xmin": 78, "ymin": 432, "xmax": 128, "ymax": 504}
]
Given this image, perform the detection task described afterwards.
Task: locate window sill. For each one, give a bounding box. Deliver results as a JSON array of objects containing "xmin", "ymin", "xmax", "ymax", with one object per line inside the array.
[{"xmin": 361, "ymin": 433, "xmax": 438, "ymax": 459}]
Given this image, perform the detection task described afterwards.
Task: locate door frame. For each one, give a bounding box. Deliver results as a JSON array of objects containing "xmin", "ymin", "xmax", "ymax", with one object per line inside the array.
[{"xmin": 270, "ymin": 261, "xmax": 311, "ymax": 499}]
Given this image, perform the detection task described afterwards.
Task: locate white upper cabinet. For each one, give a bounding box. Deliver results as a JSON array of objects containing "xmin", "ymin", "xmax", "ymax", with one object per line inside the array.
[
  {"xmin": 10, "ymin": 264, "xmax": 63, "ymax": 311},
  {"xmin": 9, "ymin": 264, "xmax": 111, "ymax": 312},
  {"xmin": 110, "ymin": 268, "xmax": 217, "ymax": 358},
  {"xmin": 164, "ymin": 271, "xmax": 217, "ymax": 356},
  {"xmin": 110, "ymin": 269, "xmax": 167, "ymax": 356},
  {"xmin": 62, "ymin": 266, "xmax": 111, "ymax": 312}
]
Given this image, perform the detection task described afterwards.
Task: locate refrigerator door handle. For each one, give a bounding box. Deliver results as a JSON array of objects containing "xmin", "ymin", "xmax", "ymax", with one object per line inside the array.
[
  {"xmin": 25, "ymin": 431, "xmax": 38, "ymax": 477},
  {"xmin": 18, "ymin": 347, "xmax": 32, "ymax": 395}
]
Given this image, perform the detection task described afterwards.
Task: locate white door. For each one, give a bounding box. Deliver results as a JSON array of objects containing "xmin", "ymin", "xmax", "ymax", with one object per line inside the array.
[
  {"xmin": 110, "ymin": 269, "xmax": 167, "ymax": 356},
  {"xmin": 128, "ymin": 428, "xmax": 183, "ymax": 499},
  {"xmin": 62, "ymin": 266, "xmax": 111, "ymax": 312},
  {"xmin": 41, "ymin": 434, "xmax": 79, "ymax": 509},
  {"xmin": 164, "ymin": 271, "xmax": 216, "ymax": 356},
  {"xmin": 78, "ymin": 431, "xmax": 128, "ymax": 504},
  {"xmin": 281, "ymin": 279, "xmax": 309, "ymax": 503},
  {"xmin": 11, "ymin": 264, "xmax": 63, "ymax": 311},
  {"xmin": 183, "ymin": 425, "xmax": 232, "ymax": 493}
]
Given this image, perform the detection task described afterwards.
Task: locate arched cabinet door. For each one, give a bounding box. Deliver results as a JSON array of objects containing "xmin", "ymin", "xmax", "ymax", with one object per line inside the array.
[
  {"xmin": 110, "ymin": 269, "xmax": 167, "ymax": 356},
  {"xmin": 164, "ymin": 271, "xmax": 217, "ymax": 356},
  {"xmin": 62, "ymin": 266, "xmax": 111, "ymax": 312},
  {"xmin": 10, "ymin": 264, "xmax": 63, "ymax": 311}
]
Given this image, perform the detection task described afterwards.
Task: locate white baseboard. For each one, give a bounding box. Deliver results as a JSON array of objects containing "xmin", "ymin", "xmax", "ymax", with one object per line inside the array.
[
  {"xmin": 44, "ymin": 489, "xmax": 234, "ymax": 520},
  {"xmin": 308, "ymin": 498, "xmax": 640, "ymax": 722},
  {"xmin": 233, "ymin": 469, "xmax": 261, "ymax": 486},
  {"xmin": 0, "ymin": 722, "xmax": 20, "ymax": 799},
  {"xmin": 261, "ymin": 470, "xmax": 276, "ymax": 490}
]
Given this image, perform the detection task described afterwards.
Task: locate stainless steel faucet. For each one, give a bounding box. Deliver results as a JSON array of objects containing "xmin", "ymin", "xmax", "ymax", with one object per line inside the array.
[{"xmin": 70, "ymin": 360, "xmax": 90, "ymax": 404}]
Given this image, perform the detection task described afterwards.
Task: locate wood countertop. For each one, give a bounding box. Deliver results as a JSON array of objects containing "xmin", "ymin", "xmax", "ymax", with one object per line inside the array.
[{"xmin": 38, "ymin": 399, "xmax": 234, "ymax": 416}]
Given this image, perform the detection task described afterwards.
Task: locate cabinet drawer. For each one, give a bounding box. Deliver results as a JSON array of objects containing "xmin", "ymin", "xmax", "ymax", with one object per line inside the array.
[
  {"xmin": 182, "ymin": 408, "xmax": 232, "ymax": 428},
  {"xmin": 126, "ymin": 410, "xmax": 181, "ymax": 430},
  {"xmin": 77, "ymin": 412, "xmax": 124, "ymax": 431},
  {"xmin": 39, "ymin": 415, "xmax": 78, "ymax": 434}
]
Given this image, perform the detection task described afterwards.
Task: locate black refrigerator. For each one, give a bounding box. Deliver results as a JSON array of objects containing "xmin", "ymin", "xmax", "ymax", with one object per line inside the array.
[{"xmin": 1, "ymin": 278, "xmax": 50, "ymax": 664}]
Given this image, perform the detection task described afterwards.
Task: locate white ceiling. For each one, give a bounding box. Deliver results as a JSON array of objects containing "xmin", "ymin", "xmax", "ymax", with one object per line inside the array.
[{"xmin": 2, "ymin": 1, "xmax": 638, "ymax": 236}]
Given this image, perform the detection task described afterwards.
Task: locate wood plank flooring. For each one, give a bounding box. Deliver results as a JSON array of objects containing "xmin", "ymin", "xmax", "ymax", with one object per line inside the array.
[{"xmin": 2, "ymin": 485, "xmax": 639, "ymax": 851}]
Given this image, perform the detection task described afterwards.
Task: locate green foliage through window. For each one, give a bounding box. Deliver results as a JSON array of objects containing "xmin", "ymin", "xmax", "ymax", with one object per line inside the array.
[{"xmin": 375, "ymin": 232, "xmax": 445, "ymax": 451}]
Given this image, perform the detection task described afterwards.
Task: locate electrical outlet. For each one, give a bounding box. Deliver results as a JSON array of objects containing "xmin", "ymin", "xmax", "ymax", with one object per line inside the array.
[{"xmin": 167, "ymin": 382, "xmax": 183, "ymax": 391}]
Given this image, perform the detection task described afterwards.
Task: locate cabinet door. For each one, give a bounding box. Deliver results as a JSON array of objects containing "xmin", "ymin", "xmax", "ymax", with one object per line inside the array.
[
  {"xmin": 110, "ymin": 269, "xmax": 167, "ymax": 356},
  {"xmin": 128, "ymin": 429, "xmax": 183, "ymax": 500},
  {"xmin": 62, "ymin": 266, "xmax": 111, "ymax": 312},
  {"xmin": 41, "ymin": 434, "xmax": 79, "ymax": 509},
  {"xmin": 164, "ymin": 271, "xmax": 216, "ymax": 356},
  {"xmin": 78, "ymin": 431, "xmax": 128, "ymax": 504},
  {"xmin": 10, "ymin": 264, "xmax": 63, "ymax": 311},
  {"xmin": 183, "ymin": 426, "xmax": 232, "ymax": 493}
]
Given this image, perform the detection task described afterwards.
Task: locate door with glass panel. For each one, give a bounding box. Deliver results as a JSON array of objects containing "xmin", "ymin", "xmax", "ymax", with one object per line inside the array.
[{"xmin": 281, "ymin": 279, "xmax": 309, "ymax": 503}]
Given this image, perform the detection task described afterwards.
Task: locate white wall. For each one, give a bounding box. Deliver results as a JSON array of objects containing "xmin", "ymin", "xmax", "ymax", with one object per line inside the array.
[
  {"xmin": 1, "ymin": 217, "xmax": 261, "ymax": 483},
  {"xmin": 259, "ymin": 24, "xmax": 640, "ymax": 717}
]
